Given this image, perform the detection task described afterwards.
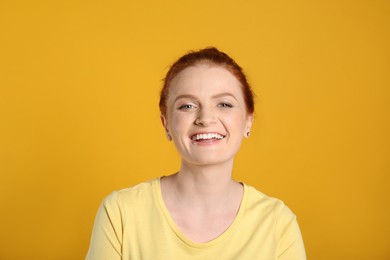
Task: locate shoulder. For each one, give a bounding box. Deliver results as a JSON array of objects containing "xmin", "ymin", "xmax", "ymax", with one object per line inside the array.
[
  {"xmin": 101, "ymin": 178, "xmax": 159, "ymax": 211},
  {"xmin": 244, "ymin": 184, "xmax": 296, "ymax": 220},
  {"xmin": 243, "ymin": 184, "xmax": 305, "ymax": 249}
]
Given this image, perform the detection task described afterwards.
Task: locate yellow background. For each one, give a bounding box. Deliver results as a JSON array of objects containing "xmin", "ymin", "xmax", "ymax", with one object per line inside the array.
[{"xmin": 1, "ymin": 0, "xmax": 389, "ymax": 259}]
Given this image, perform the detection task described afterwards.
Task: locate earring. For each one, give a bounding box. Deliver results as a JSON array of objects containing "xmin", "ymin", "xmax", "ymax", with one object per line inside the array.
[
  {"xmin": 246, "ymin": 131, "xmax": 250, "ymax": 137},
  {"xmin": 166, "ymin": 132, "xmax": 172, "ymax": 141}
]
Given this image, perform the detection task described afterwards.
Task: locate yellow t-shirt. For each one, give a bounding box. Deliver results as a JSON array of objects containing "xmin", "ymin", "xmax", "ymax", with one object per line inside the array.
[{"xmin": 86, "ymin": 178, "xmax": 306, "ymax": 260}]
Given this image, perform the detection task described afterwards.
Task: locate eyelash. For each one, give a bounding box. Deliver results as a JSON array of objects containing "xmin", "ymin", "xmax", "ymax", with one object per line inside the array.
[
  {"xmin": 218, "ymin": 102, "xmax": 233, "ymax": 108},
  {"xmin": 178, "ymin": 103, "xmax": 233, "ymax": 110},
  {"xmin": 178, "ymin": 104, "xmax": 196, "ymax": 110}
]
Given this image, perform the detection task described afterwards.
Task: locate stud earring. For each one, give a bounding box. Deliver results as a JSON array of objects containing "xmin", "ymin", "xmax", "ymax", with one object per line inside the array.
[
  {"xmin": 166, "ymin": 133, "xmax": 172, "ymax": 141},
  {"xmin": 246, "ymin": 131, "xmax": 250, "ymax": 137}
]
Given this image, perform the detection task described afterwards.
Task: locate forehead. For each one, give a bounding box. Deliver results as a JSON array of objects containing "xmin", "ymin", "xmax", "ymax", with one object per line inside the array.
[{"xmin": 169, "ymin": 65, "xmax": 242, "ymax": 96}]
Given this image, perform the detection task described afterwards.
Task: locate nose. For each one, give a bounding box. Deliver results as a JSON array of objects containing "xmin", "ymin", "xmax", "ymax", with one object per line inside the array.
[{"xmin": 195, "ymin": 107, "xmax": 217, "ymax": 126}]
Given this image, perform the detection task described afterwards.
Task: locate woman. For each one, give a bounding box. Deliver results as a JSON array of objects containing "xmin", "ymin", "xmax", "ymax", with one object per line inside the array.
[{"xmin": 86, "ymin": 47, "xmax": 306, "ymax": 259}]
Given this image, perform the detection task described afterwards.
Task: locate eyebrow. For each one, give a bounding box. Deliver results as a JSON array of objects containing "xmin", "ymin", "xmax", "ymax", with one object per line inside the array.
[{"xmin": 174, "ymin": 93, "xmax": 238, "ymax": 103}]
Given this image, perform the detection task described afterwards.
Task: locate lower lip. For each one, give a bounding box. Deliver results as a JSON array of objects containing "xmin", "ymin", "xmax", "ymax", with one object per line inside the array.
[{"xmin": 191, "ymin": 138, "xmax": 224, "ymax": 146}]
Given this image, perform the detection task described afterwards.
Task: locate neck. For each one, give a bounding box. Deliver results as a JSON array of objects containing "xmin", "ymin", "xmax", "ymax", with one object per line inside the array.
[{"xmin": 171, "ymin": 159, "xmax": 239, "ymax": 209}]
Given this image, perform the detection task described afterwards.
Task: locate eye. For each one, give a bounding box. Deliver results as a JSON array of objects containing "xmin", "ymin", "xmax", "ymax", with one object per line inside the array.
[
  {"xmin": 178, "ymin": 104, "xmax": 197, "ymax": 110},
  {"xmin": 218, "ymin": 102, "xmax": 233, "ymax": 108}
]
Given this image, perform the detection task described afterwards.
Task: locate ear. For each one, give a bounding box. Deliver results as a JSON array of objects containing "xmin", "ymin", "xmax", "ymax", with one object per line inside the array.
[
  {"xmin": 160, "ymin": 114, "xmax": 168, "ymax": 130},
  {"xmin": 161, "ymin": 114, "xmax": 172, "ymax": 141},
  {"xmin": 244, "ymin": 113, "xmax": 254, "ymax": 138}
]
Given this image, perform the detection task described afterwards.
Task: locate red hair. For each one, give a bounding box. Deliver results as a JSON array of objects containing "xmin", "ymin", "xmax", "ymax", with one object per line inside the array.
[{"xmin": 159, "ymin": 47, "xmax": 255, "ymax": 117}]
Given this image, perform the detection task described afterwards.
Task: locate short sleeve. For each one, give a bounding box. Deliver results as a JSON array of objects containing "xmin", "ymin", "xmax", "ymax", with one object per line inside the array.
[
  {"xmin": 86, "ymin": 192, "xmax": 123, "ymax": 260},
  {"xmin": 275, "ymin": 205, "xmax": 306, "ymax": 260}
]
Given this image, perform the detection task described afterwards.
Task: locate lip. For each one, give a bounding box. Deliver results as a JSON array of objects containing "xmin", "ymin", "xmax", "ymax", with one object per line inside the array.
[
  {"xmin": 189, "ymin": 132, "xmax": 226, "ymax": 145},
  {"xmin": 190, "ymin": 131, "xmax": 226, "ymax": 138}
]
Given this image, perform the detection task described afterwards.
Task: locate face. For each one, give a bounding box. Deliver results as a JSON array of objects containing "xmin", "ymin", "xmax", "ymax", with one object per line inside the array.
[{"xmin": 161, "ymin": 64, "xmax": 253, "ymax": 166}]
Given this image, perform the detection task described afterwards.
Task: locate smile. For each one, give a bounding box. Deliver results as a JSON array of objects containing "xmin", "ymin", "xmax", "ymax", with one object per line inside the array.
[{"xmin": 191, "ymin": 133, "xmax": 225, "ymax": 141}]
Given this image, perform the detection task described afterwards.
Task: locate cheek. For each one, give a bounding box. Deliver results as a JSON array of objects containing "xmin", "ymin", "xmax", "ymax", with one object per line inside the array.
[
  {"xmin": 170, "ymin": 113, "xmax": 192, "ymax": 134},
  {"xmin": 226, "ymin": 112, "xmax": 247, "ymax": 131}
]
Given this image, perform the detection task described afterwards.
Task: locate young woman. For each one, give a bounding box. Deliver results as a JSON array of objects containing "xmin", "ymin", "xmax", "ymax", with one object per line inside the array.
[{"xmin": 86, "ymin": 47, "xmax": 306, "ymax": 259}]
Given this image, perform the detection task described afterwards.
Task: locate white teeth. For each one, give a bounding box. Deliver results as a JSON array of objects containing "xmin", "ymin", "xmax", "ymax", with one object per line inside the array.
[{"xmin": 192, "ymin": 133, "xmax": 224, "ymax": 141}]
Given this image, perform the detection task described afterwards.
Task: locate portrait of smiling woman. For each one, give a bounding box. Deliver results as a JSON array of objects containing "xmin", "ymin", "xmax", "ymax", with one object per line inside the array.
[{"xmin": 86, "ymin": 47, "xmax": 306, "ymax": 259}]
